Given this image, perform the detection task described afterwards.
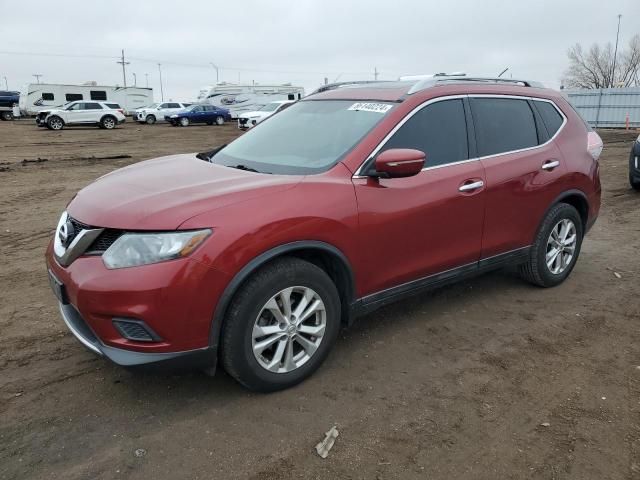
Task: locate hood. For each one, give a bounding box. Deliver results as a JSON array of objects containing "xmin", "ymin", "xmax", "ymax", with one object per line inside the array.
[{"xmin": 67, "ymin": 154, "xmax": 301, "ymax": 230}]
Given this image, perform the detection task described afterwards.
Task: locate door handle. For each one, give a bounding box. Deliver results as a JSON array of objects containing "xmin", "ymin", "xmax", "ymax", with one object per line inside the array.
[
  {"xmin": 458, "ymin": 180, "xmax": 484, "ymax": 192},
  {"xmin": 541, "ymin": 159, "xmax": 560, "ymax": 171}
]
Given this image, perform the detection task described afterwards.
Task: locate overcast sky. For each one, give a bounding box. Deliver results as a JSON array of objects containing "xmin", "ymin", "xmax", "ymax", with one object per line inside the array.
[{"xmin": 1, "ymin": 0, "xmax": 638, "ymax": 101}]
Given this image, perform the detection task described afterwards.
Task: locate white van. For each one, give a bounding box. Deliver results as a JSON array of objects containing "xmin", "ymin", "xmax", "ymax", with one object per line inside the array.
[
  {"xmin": 19, "ymin": 83, "xmax": 154, "ymax": 116},
  {"xmin": 197, "ymin": 83, "xmax": 304, "ymax": 118}
]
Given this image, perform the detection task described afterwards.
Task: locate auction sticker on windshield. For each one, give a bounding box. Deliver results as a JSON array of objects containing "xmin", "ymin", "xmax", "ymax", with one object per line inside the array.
[{"xmin": 348, "ymin": 102, "xmax": 393, "ymax": 113}]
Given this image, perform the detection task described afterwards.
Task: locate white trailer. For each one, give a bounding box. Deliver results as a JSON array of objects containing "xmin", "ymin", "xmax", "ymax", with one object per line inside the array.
[
  {"xmin": 196, "ymin": 83, "xmax": 304, "ymax": 118},
  {"xmin": 19, "ymin": 83, "xmax": 154, "ymax": 116}
]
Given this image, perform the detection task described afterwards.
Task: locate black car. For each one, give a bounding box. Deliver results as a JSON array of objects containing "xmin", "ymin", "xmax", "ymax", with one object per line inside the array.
[{"xmin": 631, "ymin": 134, "xmax": 640, "ymax": 191}]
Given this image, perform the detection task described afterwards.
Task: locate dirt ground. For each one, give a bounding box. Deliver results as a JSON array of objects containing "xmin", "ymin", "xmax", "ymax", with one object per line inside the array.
[{"xmin": 0, "ymin": 119, "xmax": 639, "ymax": 480}]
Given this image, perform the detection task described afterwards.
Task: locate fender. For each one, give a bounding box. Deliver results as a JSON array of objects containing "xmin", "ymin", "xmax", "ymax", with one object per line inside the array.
[
  {"xmin": 208, "ymin": 240, "xmax": 356, "ymax": 351},
  {"xmin": 539, "ymin": 188, "xmax": 590, "ymax": 236}
]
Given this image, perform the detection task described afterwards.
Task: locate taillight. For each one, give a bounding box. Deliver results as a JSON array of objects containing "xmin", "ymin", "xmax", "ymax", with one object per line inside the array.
[
  {"xmin": 118, "ymin": 109, "xmax": 124, "ymax": 114},
  {"xmin": 587, "ymin": 131, "xmax": 603, "ymax": 161}
]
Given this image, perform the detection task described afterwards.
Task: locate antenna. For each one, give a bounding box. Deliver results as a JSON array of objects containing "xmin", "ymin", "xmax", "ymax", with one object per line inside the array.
[
  {"xmin": 116, "ymin": 49, "xmax": 130, "ymax": 88},
  {"xmin": 32, "ymin": 74, "xmax": 43, "ymax": 84},
  {"xmin": 498, "ymin": 67, "xmax": 509, "ymax": 78}
]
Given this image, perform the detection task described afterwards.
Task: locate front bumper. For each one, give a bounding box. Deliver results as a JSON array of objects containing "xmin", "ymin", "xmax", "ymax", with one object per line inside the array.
[
  {"xmin": 46, "ymin": 239, "xmax": 230, "ymax": 370},
  {"xmin": 58, "ymin": 301, "xmax": 217, "ymax": 370}
]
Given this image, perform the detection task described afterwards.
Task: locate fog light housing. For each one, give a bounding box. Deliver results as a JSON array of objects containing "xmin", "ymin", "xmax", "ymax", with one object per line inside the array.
[{"xmin": 113, "ymin": 319, "xmax": 162, "ymax": 342}]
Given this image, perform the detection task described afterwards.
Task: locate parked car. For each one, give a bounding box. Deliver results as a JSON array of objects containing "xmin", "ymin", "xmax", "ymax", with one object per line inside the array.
[
  {"xmin": 166, "ymin": 104, "xmax": 231, "ymax": 126},
  {"xmin": 46, "ymin": 76, "xmax": 603, "ymax": 391},
  {"xmin": 630, "ymin": 134, "xmax": 640, "ymax": 190},
  {"xmin": 237, "ymin": 100, "xmax": 295, "ymax": 130},
  {"xmin": 0, "ymin": 90, "xmax": 20, "ymax": 120},
  {"xmin": 135, "ymin": 102, "xmax": 192, "ymax": 124},
  {"xmin": 36, "ymin": 101, "xmax": 125, "ymax": 130}
]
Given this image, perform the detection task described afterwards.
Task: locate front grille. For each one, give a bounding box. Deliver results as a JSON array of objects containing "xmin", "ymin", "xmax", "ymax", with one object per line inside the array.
[
  {"xmin": 66, "ymin": 215, "xmax": 123, "ymax": 254},
  {"xmin": 87, "ymin": 229, "xmax": 123, "ymax": 253}
]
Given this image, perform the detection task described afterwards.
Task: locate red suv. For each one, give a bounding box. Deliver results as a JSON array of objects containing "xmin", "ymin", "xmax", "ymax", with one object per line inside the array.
[{"xmin": 46, "ymin": 76, "xmax": 603, "ymax": 391}]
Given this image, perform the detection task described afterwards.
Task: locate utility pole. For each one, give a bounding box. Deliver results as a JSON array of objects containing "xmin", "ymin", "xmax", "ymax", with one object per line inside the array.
[
  {"xmin": 116, "ymin": 49, "xmax": 130, "ymax": 88},
  {"xmin": 158, "ymin": 63, "xmax": 164, "ymax": 101},
  {"xmin": 32, "ymin": 74, "xmax": 43, "ymax": 84},
  {"xmin": 374, "ymin": 67, "xmax": 379, "ymax": 81},
  {"xmin": 3, "ymin": 76, "xmax": 7, "ymax": 90},
  {"xmin": 612, "ymin": 14, "xmax": 622, "ymax": 87},
  {"xmin": 132, "ymin": 73, "xmax": 137, "ymax": 86},
  {"xmin": 145, "ymin": 73, "xmax": 149, "ymax": 88},
  {"xmin": 210, "ymin": 62, "xmax": 219, "ymax": 83}
]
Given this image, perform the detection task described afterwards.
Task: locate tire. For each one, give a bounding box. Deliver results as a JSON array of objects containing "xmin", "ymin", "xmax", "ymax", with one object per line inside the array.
[
  {"xmin": 215, "ymin": 116, "xmax": 224, "ymax": 126},
  {"xmin": 631, "ymin": 174, "xmax": 640, "ymax": 191},
  {"xmin": 179, "ymin": 117, "xmax": 190, "ymax": 127},
  {"xmin": 519, "ymin": 203, "xmax": 583, "ymax": 287},
  {"xmin": 47, "ymin": 116, "xmax": 64, "ymax": 130},
  {"xmin": 145, "ymin": 115, "xmax": 156, "ymax": 125},
  {"xmin": 1, "ymin": 111, "xmax": 13, "ymax": 121},
  {"xmin": 222, "ymin": 257, "xmax": 341, "ymax": 392},
  {"xmin": 100, "ymin": 116, "xmax": 117, "ymax": 130}
]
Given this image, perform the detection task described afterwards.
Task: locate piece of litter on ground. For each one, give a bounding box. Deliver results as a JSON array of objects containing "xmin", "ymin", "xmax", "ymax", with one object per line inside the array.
[
  {"xmin": 134, "ymin": 448, "xmax": 146, "ymax": 458},
  {"xmin": 601, "ymin": 396, "xmax": 606, "ymax": 400},
  {"xmin": 315, "ymin": 426, "xmax": 339, "ymax": 459},
  {"xmin": 14, "ymin": 392, "xmax": 23, "ymax": 397},
  {"xmin": 613, "ymin": 272, "xmax": 622, "ymax": 279},
  {"xmin": 540, "ymin": 422, "xmax": 550, "ymax": 427}
]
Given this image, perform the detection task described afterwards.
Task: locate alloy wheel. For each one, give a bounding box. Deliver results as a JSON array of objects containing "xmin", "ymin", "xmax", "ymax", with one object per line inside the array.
[
  {"xmin": 546, "ymin": 218, "xmax": 577, "ymax": 275},
  {"xmin": 252, "ymin": 286, "xmax": 326, "ymax": 374}
]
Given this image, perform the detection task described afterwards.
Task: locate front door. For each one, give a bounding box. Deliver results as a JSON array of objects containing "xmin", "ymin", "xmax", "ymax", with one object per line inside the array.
[{"xmin": 353, "ymin": 97, "xmax": 486, "ymax": 297}]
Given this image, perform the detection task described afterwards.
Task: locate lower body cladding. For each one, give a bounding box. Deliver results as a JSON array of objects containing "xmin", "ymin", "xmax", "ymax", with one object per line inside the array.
[{"xmin": 46, "ymin": 242, "xmax": 230, "ymax": 372}]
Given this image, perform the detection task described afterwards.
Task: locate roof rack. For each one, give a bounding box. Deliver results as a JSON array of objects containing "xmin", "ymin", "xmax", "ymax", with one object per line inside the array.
[
  {"xmin": 308, "ymin": 80, "xmax": 390, "ymax": 96},
  {"xmin": 407, "ymin": 76, "xmax": 545, "ymax": 94}
]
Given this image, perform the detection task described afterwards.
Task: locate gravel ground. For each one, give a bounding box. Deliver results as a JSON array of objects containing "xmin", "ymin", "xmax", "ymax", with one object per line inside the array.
[{"xmin": 0, "ymin": 119, "xmax": 639, "ymax": 480}]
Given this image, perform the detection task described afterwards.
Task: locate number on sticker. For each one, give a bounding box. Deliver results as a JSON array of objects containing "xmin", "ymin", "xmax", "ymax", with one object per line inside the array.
[{"xmin": 348, "ymin": 103, "xmax": 393, "ymax": 113}]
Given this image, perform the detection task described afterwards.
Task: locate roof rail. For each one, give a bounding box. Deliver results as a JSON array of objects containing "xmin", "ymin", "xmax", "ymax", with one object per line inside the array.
[
  {"xmin": 407, "ymin": 76, "xmax": 545, "ymax": 94},
  {"xmin": 308, "ymin": 80, "xmax": 389, "ymax": 96}
]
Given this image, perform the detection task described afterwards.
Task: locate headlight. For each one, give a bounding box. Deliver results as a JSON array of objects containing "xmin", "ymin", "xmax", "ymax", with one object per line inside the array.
[
  {"xmin": 102, "ymin": 230, "xmax": 211, "ymax": 269},
  {"xmin": 170, "ymin": 114, "xmax": 178, "ymax": 118}
]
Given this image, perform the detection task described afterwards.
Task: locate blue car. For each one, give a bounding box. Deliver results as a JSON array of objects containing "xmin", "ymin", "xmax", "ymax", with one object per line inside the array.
[{"xmin": 166, "ymin": 104, "xmax": 231, "ymax": 127}]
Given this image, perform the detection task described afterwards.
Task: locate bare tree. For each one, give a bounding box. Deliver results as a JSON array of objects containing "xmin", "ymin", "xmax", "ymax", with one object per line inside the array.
[{"xmin": 563, "ymin": 35, "xmax": 640, "ymax": 88}]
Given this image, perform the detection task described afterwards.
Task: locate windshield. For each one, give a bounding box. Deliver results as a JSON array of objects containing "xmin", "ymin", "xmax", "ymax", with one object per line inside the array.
[
  {"xmin": 212, "ymin": 100, "xmax": 393, "ymax": 175},
  {"xmin": 258, "ymin": 102, "xmax": 281, "ymax": 112}
]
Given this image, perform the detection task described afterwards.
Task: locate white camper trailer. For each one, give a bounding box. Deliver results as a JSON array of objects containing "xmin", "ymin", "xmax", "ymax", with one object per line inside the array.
[
  {"xmin": 19, "ymin": 83, "xmax": 154, "ymax": 116},
  {"xmin": 197, "ymin": 83, "xmax": 304, "ymax": 118}
]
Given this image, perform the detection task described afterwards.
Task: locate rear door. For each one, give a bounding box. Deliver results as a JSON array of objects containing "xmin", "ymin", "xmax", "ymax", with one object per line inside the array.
[
  {"xmin": 470, "ymin": 96, "xmax": 567, "ymax": 259},
  {"xmin": 353, "ymin": 97, "xmax": 487, "ymax": 296}
]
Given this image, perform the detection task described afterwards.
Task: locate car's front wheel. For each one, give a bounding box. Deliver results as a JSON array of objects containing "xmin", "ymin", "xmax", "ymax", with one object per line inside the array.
[
  {"xmin": 47, "ymin": 116, "xmax": 64, "ymax": 130},
  {"xmin": 179, "ymin": 117, "xmax": 190, "ymax": 127},
  {"xmin": 222, "ymin": 257, "xmax": 341, "ymax": 392},
  {"xmin": 215, "ymin": 115, "xmax": 225, "ymax": 125},
  {"xmin": 1, "ymin": 111, "xmax": 13, "ymax": 121},
  {"xmin": 520, "ymin": 203, "xmax": 583, "ymax": 287}
]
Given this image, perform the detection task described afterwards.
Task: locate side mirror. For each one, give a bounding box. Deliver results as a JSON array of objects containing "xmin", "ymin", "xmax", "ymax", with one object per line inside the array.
[{"xmin": 373, "ymin": 148, "xmax": 425, "ymax": 178}]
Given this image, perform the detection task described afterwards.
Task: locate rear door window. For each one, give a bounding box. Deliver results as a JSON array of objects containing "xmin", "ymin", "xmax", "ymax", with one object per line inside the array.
[
  {"xmin": 470, "ymin": 98, "xmax": 538, "ymax": 157},
  {"xmin": 84, "ymin": 102, "xmax": 103, "ymax": 110},
  {"xmin": 105, "ymin": 103, "xmax": 120, "ymax": 109},
  {"xmin": 167, "ymin": 103, "xmax": 181, "ymax": 108},
  {"xmin": 381, "ymin": 99, "xmax": 469, "ymax": 168},
  {"xmin": 533, "ymin": 100, "xmax": 564, "ymax": 137}
]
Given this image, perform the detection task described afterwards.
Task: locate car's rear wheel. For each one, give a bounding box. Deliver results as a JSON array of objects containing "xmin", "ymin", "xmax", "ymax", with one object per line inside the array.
[
  {"xmin": 47, "ymin": 116, "xmax": 64, "ymax": 130},
  {"xmin": 215, "ymin": 116, "xmax": 224, "ymax": 125},
  {"xmin": 222, "ymin": 257, "xmax": 341, "ymax": 392},
  {"xmin": 100, "ymin": 116, "xmax": 116, "ymax": 129},
  {"xmin": 145, "ymin": 115, "xmax": 156, "ymax": 125},
  {"xmin": 179, "ymin": 117, "xmax": 190, "ymax": 127},
  {"xmin": 519, "ymin": 203, "xmax": 583, "ymax": 287},
  {"xmin": 1, "ymin": 111, "xmax": 13, "ymax": 121}
]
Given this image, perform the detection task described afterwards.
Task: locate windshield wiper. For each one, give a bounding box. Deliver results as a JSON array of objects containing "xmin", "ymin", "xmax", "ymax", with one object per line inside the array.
[{"xmin": 229, "ymin": 164, "xmax": 271, "ymax": 174}]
